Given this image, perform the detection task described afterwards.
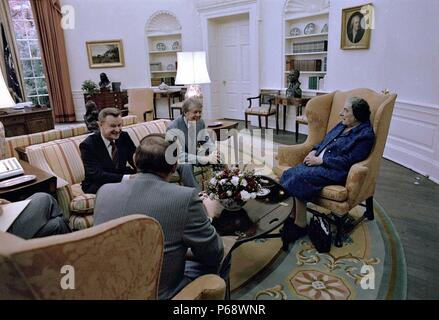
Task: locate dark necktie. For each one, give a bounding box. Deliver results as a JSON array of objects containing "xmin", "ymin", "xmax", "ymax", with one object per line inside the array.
[{"xmin": 110, "ymin": 140, "xmax": 119, "ymax": 168}]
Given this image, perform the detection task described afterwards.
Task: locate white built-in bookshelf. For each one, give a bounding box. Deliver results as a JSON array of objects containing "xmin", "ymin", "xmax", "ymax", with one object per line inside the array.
[
  {"xmin": 146, "ymin": 11, "xmax": 182, "ymax": 87},
  {"xmin": 284, "ymin": 0, "xmax": 329, "ymax": 91}
]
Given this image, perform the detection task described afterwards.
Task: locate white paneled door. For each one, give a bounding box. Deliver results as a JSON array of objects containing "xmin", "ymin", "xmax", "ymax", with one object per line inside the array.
[{"xmin": 209, "ymin": 14, "xmax": 250, "ymax": 120}]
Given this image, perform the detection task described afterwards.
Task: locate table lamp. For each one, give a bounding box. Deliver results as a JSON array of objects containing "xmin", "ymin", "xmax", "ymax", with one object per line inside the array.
[
  {"xmin": 175, "ymin": 51, "xmax": 211, "ymax": 99},
  {"xmin": 0, "ymin": 72, "xmax": 15, "ymax": 109}
]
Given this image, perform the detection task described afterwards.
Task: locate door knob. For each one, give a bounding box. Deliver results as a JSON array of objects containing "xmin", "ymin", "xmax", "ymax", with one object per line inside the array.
[{"xmin": 222, "ymin": 80, "xmax": 226, "ymax": 85}]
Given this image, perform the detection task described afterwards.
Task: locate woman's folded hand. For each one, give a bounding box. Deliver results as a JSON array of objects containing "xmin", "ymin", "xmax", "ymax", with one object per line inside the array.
[{"xmin": 304, "ymin": 155, "xmax": 323, "ymax": 166}]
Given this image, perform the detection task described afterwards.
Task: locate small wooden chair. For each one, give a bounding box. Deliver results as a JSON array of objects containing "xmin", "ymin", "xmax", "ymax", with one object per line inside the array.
[
  {"xmin": 245, "ymin": 89, "xmax": 280, "ymax": 129},
  {"xmin": 170, "ymin": 88, "xmax": 187, "ymax": 119}
]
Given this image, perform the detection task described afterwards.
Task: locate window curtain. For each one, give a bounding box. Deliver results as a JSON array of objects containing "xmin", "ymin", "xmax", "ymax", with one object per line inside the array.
[
  {"xmin": 31, "ymin": 0, "xmax": 75, "ymax": 122},
  {"xmin": 0, "ymin": 1, "xmax": 25, "ymax": 102}
]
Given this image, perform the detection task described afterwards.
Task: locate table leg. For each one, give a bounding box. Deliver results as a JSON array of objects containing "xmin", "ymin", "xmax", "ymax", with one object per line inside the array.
[
  {"xmin": 233, "ymin": 129, "xmax": 239, "ymax": 164},
  {"xmin": 168, "ymin": 95, "xmax": 172, "ymax": 119},
  {"xmin": 283, "ymin": 104, "xmax": 287, "ymax": 132},
  {"xmin": 153, "ymin": 94, "xmax": 157, "ymax": 120},
  {"xmin": 276, "ymin": 104, "xmax": 279, "ymax": 135},
  {"xmin": 225, "ymin": 276, "xmax": 231, "ymax": 300}
]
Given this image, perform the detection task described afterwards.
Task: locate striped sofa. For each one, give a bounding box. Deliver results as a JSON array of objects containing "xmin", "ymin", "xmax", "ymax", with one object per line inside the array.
[
  {"xmin": 3, "ymin": 115, "xmax": 137, "ymax": 159},
  {"xmin": 24, "ymin": 119, "xmax": 170, "ymax": 230}
]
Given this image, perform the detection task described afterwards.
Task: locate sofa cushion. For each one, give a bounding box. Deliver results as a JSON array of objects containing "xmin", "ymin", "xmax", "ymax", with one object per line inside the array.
[{"xmin": 70, "ymin": 193, "xmax": 96, "ymax": 215}]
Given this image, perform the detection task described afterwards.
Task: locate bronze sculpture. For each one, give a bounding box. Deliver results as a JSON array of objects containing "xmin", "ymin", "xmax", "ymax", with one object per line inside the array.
[{"xmin": 99, "ymin": 73, "xmax": 110, "ymax": 91}]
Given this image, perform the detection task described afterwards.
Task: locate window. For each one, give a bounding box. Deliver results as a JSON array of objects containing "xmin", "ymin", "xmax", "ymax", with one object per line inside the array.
[{"xmin": 8, "ymin": 0, "xmax": 49, "ymax": 105}]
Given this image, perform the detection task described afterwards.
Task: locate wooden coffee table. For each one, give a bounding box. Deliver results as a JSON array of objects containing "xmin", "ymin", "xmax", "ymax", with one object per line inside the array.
[{"xmin": 206, "ymin": 119, "xmax": 239, "ymax": 164}]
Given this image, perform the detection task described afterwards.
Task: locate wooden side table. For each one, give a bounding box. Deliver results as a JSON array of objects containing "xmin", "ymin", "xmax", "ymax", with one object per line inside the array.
[
  {"xmin": 274, "ymin": 95, "xmax": 311, "ymax": 135},
  {"xmin": 0, "ymin": 161, "xmax": 57, "ymax": 202}
]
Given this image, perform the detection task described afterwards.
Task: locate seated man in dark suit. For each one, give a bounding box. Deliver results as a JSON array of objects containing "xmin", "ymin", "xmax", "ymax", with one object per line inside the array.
[
  {"xmin": 3, "ymin": 193, "xmax": 71, "ymax": 239},
  {"xmin": 93, "ymin": 134, "xmax": 226, "ymax": 299},
  {"xmin": 80, "ymin": 108, "xmax": 136, "ymax": 194}
]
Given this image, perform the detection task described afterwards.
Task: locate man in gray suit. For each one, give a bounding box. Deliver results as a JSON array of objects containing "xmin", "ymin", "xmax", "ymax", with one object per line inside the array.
[{"xmin": 93, "ymin": 134, "xmax": 224, "ymax": 299}]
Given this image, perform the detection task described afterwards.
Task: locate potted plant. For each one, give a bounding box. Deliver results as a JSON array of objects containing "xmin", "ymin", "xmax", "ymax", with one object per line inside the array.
[
  {"xmin": 207, "ymin": 166, "xmax": 262, "ymax": 211},
  {"xmin": 81, "ymin": 80, "xmax": 99, "ymax": 94}
]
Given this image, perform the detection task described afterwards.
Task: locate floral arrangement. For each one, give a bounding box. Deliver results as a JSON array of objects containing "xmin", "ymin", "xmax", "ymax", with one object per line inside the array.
[{"xmin": 207, "ymin": 166, "xmax": 262, "ymax": 207}]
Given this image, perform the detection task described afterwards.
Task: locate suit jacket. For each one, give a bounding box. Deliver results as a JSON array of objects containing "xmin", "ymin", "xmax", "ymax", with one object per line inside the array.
[
  {"xmin": 167, "ymin": 115, "xmax": 215, "ymax": 162},
  {"xmin": 80, "ymin": 131, "xmax": 136, "ymax": 194},
  {"xmin": 93, "ymin": 173, "xmax": 224, "ymax": 299}
]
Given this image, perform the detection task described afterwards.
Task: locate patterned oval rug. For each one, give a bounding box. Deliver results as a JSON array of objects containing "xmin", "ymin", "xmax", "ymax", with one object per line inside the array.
[{"xmin": 230, "ymin": 200, "xmax": 407, "ymax": 300}]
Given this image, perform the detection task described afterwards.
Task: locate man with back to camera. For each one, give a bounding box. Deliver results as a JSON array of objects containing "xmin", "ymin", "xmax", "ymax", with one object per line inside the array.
[{"xmin": 93, "ymin": 134, "xmax": 225, "ymax": 299}]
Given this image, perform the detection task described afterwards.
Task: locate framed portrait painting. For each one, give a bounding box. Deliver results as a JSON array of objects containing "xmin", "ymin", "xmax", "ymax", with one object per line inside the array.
[
  {"xmin": 341, "ymin": 4, "xmax": 374, "ymax": 50},
  {"xmin": 86, "ymin": 40, "xmax": 125, "ymax": 68}
]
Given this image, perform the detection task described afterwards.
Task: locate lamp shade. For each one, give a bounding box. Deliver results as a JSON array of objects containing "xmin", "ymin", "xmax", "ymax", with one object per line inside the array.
[
  {"xmin": 0, "ymin": 72, "xmax": 15, "ymax": 108},
  {"xmin": 175, "ymin": 51, "xmax": 211, "ymax": 85}
]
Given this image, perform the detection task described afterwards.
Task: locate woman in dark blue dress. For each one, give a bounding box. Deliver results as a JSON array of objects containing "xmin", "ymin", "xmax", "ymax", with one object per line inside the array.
[{"xmin": 280, "ymin": 97, "xmax": 375, "ymax": 243}]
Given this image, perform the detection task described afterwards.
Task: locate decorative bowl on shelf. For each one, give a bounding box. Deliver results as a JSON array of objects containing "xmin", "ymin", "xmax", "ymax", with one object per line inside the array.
[
  {"xmin": 172, "ymin": 41, "xmax": 179, "ymax": 50},
  {"xmin": 166, "ymin": 63, "xmax": 175, "ymax": 71},
  {"xmin": 304, "ymin": 22, "xmax": 316, "ymax": 35},
  {"xmin": 289, "ymin": 27, "xmax": 301, "ymax": 36},
  {"xmin": 156, "ymin": 42, "xmax": 166, "ymax": 51}
]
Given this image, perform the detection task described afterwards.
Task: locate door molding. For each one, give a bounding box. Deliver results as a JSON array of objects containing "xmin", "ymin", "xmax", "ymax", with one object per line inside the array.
[{"xmin": 198, "ymin": 0, "xmax": 259, "ymax": 119}]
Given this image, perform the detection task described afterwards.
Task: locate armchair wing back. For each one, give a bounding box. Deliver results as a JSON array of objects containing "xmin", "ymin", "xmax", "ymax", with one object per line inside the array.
[
  {"xmin": 127, "ymin": 88, "xmax": 154, "ymax": 122},
  {"xmin": 0, "ymin": 215, "xmax": 164, "ymax": 299}
]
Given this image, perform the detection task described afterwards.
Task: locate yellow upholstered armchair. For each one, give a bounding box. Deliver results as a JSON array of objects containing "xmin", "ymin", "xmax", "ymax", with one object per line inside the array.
[
  {"xmin": 0, "ymin": 215, "xmax": 225, "ymax": 300},
  {"xmin": 126, "ymin": 88, "xmax": 154, "ymax": 122},
  {"xmin": 274, "ymin": 88, "xmax": 396, "ymax": 247}
]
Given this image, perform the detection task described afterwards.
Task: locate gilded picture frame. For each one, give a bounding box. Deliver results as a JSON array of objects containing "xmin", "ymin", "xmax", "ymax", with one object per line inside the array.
[
  {"xmin": 86, "ymin": 40, "xmax": 125, "ymax": 68},
  {"xmin": 341, "ymin": 4, "xmax": 374, "ymax": 50}
]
